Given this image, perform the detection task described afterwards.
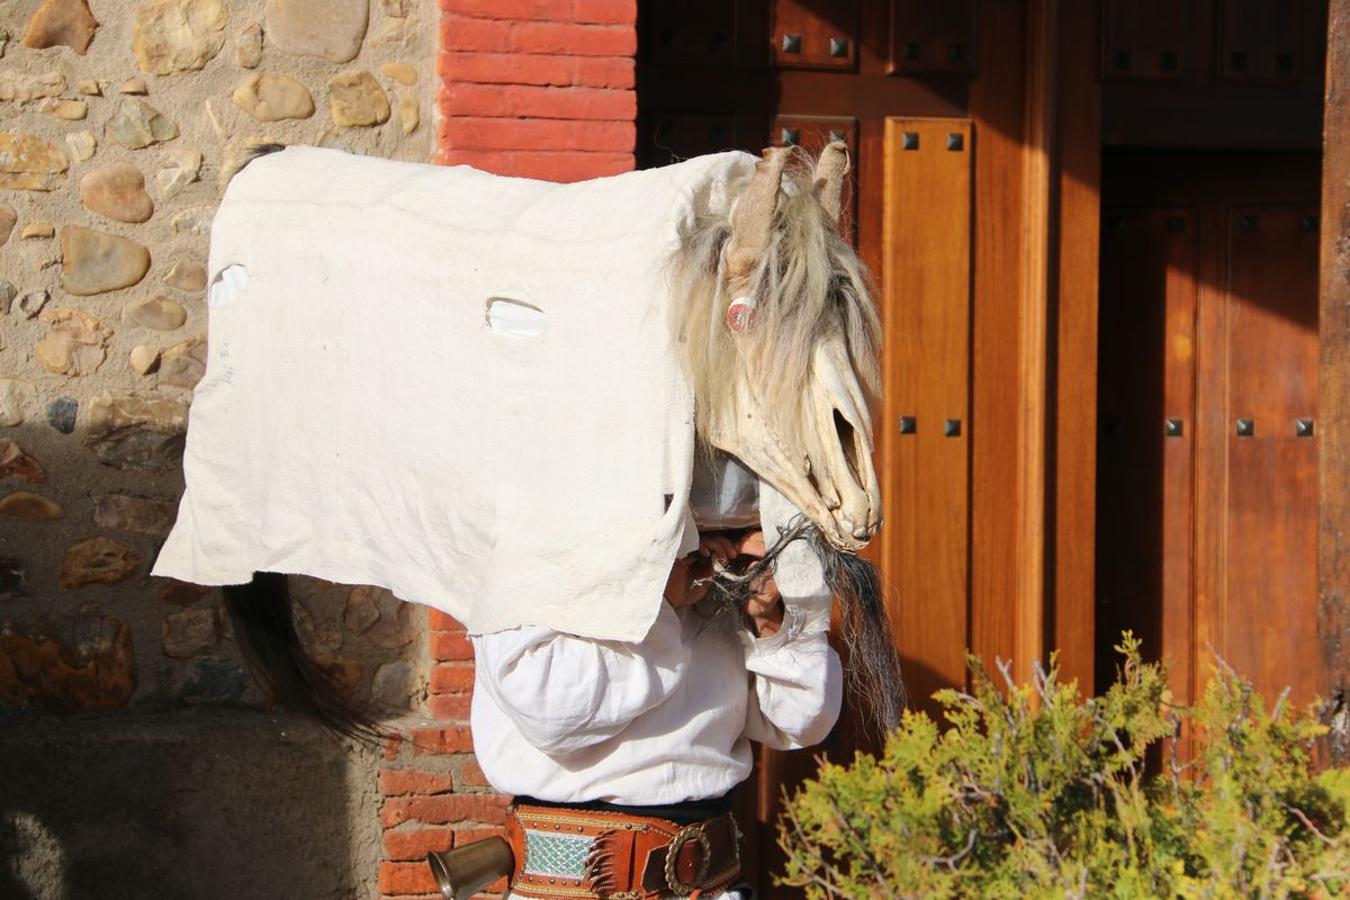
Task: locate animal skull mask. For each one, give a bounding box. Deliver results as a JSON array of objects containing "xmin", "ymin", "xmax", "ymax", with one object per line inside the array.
[{"xmin": 674, "ymin": 143, "xmax": 883, "ymax": 551}]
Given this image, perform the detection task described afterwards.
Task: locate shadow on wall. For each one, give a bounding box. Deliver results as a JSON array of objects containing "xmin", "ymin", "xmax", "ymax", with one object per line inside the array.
[{"xmin": 0, "ymin": 710, "xmax": 382, "ymax": 900}]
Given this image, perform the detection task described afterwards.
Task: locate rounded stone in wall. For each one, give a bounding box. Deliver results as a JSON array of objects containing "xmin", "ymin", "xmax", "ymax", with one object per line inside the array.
[
  {"xmin": 0, "ymin": 131, "xmax": 69, "ymax": 191},
  {"xmin": 123, "ymin": 296, "xmax": 187, "ymax": 331},
  {"xmin": 65, "ymin": 130, "xmax": 96, "ymax": 162},
  {"xmin": 35, "ymin": 307, "xmax": 114, "ymax": 376},
  {"xmin": 378, "ymin": 62, "xmax": 417, "ymax": 85},
  {"xmin": 83, "ymin": 390, "xmax": 188, "ymax": 471},
  {"xmin": 343, "ymin": 586, "xmax": 417, "ymax": 648},
  {"xmin": 264, "ymin": 0, "xmax": 368, "ymax": 63},
  {"xmin": 0, "ymin": 491, "xmax": 63, "ymax": 521},
  {"xmin": 0, "ymin": 380, "xmax": 35, "ymax": 427},
  {"xmin": 132, "ymin": 0, "xmax": 228, "ymax": 75},
  {"xmin": 231, "ymin": 72, "xmax": 315, "ymax": 122},
  {"xmin": 156, "ymin": 150, "xmax": 202, "ymax": 200},
  {"xmin": 130, "ymin": 344, "xmax": 161, "ymax": 375},
  {"xmin": 21, "ymin": 0, "xmax": 99, "ymax": 56},
  {"xmin": 93, "ymin": 492, "xmax": 176, "ymax": 536},
  {"xmin": 39, "ymin": 98, "xmax": 87, "ymax": 120},
  {"xmin": 162, "ymin": 607, "xmax": 220, "ymax": 658},
  {"xmin": 60, "ymin": 226, "xmax": 151, "ymax": 296},
  {"xmin": 0, "ymin": 438, "xmax": 45, "ymax": 484},
  {"xmin": 46, "ymin": 396, "xmax": 77, "ymax": 434},
  {"xmin": 235, "ymin": 21, "xmax": 263, "ymax": 68},
  {"xmin": 18, "ymin": 289, "xmax": 51, "ymax": 320},
  {"xmin": 80, "ymin": 163, "xmax": 155, "ymax": 224},
  {"xmin": 371, "ymin": 659, "xmax": 420, "ymax": 709},
  {"xmin": 163, "ymin": 257, "xmax": 207, "ymax": 292},
  {"xmin": 169, "ymin": 659, "xmax": 247, "ymax": 704},
  {"xmin": 159, "ymin": 336, "xmax": 206, "ymax": 388},
  {"xmin": 107, "ymin": 99, "xmax": 179, "ymax": 150},
  {"xmin": 327, "ymin": 71, "xmax": 388, "ymax": 127},
  {"xmin": 0, "ymin": 70, "xmax": 66, "ymax": 101},
  {"xmin": 0, "ymin": 615, "xmax": 137, "ymax": 713},
  {"xmin": 396, "ymin": 92, "xmax": 418, "ymax": 136},
  {"xmin": 58, "ymin": 537, "xmax": 144, "ymax": 589}
]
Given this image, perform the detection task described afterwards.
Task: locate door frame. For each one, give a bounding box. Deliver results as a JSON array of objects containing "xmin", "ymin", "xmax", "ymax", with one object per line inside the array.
[{"xmin": 1318, "ymin": 0, "xmax": 1350, "ymax": 758}]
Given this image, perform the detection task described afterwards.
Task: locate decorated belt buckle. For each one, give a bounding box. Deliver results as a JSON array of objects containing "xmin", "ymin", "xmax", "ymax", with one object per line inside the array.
[{"xmin": 664, "ymin": 823, "xmax": 713, "ymax": 896}]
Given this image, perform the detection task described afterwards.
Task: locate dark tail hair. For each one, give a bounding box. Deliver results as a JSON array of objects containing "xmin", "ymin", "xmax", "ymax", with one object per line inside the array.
[
  {"xmin": 805, "ymin": 529, "xmax": 906, "ymax": 736},
  {"xmin": 223, "ymin": 572, "xmax": 389, "ymax": 742}
]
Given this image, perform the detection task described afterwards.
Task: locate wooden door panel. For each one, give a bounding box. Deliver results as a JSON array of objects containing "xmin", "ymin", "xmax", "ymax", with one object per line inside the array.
[
  {"xmin": 1100, "ymin": 154, "xmax": 1322, "ymax": 725},
  {"xmin": 1219, "ymin": 0, "xmax": 1302, "ymax": 82},
  {"xmin": 1101, "ymin": 0, "xmax": 1191, "ymax": 80},
  {"xmin": 1206, "ymin": 204, "xmax": 1320, "ymax": 703},
  {"xmin": 1102, "ymin": 0, "xmax": 1326, "ymax": 149},
  {"xmin": 644, "ymin": 0, "xmax": 739, "ymax": 65},
  {"xmin": 1096, "ymin": 208, "xmax": 1198, "ymax": 699},
  {"xmin": 881, "ymin": 117, "xmax": 973, "ymax": 714},
  {"xmin": 888, "ymin": 0, "xmax": 977, "ymax": 76},
  {"xmin": 634, "ymin": 5, "xmax": 966, "ymax": 895},
  {"xmin": 771, "ymin": 0, "xmax": 859, "ymax": 70}
]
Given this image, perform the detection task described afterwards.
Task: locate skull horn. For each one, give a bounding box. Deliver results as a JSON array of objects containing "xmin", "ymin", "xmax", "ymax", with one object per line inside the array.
[
  {"xmin": 726, "ymin": 146, "xmax": 792, "ymax": 280},
  {"xmin": 813, "ymin": 141, "xmax": 850, "ymax": 228}
]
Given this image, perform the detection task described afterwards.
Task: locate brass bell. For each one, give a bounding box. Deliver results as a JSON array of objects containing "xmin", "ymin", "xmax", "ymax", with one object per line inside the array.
[{"xmin": 426, "ymin": 836, "xmax": 514, "ymax": 900}]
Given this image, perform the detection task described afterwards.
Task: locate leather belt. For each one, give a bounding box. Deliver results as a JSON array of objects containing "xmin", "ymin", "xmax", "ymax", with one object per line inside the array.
[{"xmin": 505, "ymin": 802, "xmax": 742, "ymax": 899}]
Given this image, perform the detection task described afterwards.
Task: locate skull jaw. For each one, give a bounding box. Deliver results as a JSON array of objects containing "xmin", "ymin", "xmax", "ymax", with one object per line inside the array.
[
  {"xmin": 703, "ymin": 335, "xmax": 882, "ymax": 552},
  {"xmin": 705, "ymin": 408, "xmax": 880, "ymax": 554}
]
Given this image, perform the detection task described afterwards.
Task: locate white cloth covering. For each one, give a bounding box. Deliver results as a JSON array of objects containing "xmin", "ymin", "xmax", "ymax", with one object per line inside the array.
[
  {"xmin": 470, "ymin": 599, "xmax": 843, "ymax": 805},
  {"xmin": 153, "ymin": 145, "xmax": 760, "ymax": 642}
]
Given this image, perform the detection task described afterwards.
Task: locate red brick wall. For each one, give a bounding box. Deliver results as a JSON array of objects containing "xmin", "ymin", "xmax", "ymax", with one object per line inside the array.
[
  {"xmin": 378, "ymin": 613, "xmax": 509, "ymax": 899},
  {"xmin": 436, "ymin": 0, "xmax": 638, "ymax": 181},
  {"xmin": 376, "ymin": 5, "xmax": 638, "ymax": 897}
]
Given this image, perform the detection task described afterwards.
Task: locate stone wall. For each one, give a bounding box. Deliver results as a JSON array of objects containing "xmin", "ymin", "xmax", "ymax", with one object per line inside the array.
[
  {"xmin": 0, "ymin": 0, "xmax": 642, "ymax": 897},
  {"xmin": 0, "ymin": 1, "xmax": 439, "ymax": 896},
  {"xmin": 0, "ymin": 0, "xmax": 435, "ymax": 721}
]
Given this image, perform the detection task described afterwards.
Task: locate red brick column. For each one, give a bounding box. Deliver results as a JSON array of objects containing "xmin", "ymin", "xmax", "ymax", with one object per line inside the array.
[
  {"xmin": 376, "ymin": 6, "xmax": 638, "ymax": 896},
  {"xmin": 436, "ymin": 0, "xmax": 638, "ymax": 181},
  {"xmin": 378, "ymin": 612, "xmax": 511, "ymax": 899}
]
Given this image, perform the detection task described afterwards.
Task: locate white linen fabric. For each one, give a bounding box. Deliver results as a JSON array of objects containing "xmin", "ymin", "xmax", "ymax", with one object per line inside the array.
[
  {"xmin": 757, "ymin": 481, "xmax": 835, "ymax": 636},
  {"xmin": 153, "ymin": 145, "xmax": 761, "ymax": 642},
  {"xmin": 689, "ymin": 452, "xmax": 760, "ymax": 530},
  {"xmin": 470, "ymin": 598, "xmax": 843, "ymax": 805}
]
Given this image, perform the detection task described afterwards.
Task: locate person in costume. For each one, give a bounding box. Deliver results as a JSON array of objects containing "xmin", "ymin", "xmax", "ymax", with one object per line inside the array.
[
  {"xmin": 471, "ymin": 456, "xmax": 842, "ymax": 899},
  {"xmin": 154, "ymin": 141, "xmax": 900, "ymax": 900}
]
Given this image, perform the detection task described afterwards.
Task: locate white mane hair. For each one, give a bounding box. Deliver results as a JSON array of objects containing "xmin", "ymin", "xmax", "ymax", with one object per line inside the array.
[{"xmin": 667, "ymin": 148, "xmax": 881, "ymax": 450}]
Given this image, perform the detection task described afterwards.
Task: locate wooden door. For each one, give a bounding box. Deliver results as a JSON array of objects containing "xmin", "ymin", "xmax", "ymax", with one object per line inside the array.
[
  {"xmin": 638, "ymin": 3, "xmax": 976, "ymax": 894},
  {"xmin": 1097, "ymin": 153, "xmax": 1322, "ymax": 714},
  {"xmin": 637, "ymin": 2, "xmax": 1106, "ymax": 894}
]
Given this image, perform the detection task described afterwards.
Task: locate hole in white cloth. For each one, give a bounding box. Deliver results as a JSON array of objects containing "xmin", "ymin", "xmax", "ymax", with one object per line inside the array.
[
  {"xmin": 486, "ymin": 297, "xmax": 547, "ymax": 337},
  {"xmin": 208, "ymin": 264, "xmax": 250, "ymax": 308}
]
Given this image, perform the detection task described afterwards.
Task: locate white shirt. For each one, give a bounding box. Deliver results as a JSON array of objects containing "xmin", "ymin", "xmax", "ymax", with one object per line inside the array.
[{"xmin": 470, "ymin": 600, "xmax": 843, "ymax": 805}]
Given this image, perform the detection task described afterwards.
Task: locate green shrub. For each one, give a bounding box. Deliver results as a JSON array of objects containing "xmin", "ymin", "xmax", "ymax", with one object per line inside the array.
[{"xmin": 778, "ymin": 634, "xmax": 1350, "ymax": 898}]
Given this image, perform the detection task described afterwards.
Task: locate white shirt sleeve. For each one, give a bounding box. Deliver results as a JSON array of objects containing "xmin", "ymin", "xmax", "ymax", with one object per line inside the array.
[
  {"xmin": 471, "ymin": 601, "xmax": 692, "ymax": 757},
  {"xmin": 741, "ymin": 610, "xmax": 844, "ymax": 750}
]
